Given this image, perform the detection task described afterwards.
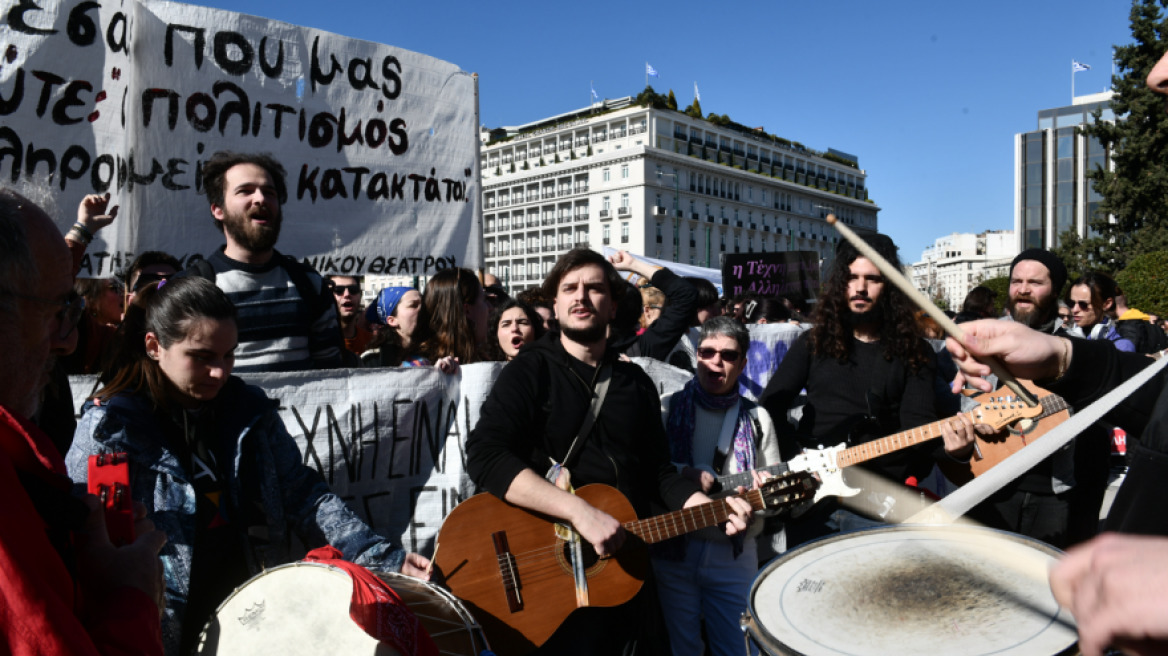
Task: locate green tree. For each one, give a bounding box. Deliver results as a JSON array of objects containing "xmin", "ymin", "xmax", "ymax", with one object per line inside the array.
[
  {"xmin": 981, "ymin": 275, "xmax": 1011, "ymax": 312},
  {"xmin": 684, "ymin": 98, "xmax": 703, "ymax": 118},
  {"xmin": 667, "ymin": 89, "xmax": 678, "ymax": 110},
  {"xmin": 1116, "ymin": 250, "xmax": 1168, "ymax": 316},
  {"xmin": 1079, "ymin": 0, "xmax": 1168, "ymax": 271}
]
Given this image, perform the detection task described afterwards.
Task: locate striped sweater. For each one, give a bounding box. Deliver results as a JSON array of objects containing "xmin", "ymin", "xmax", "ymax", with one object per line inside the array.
[{"xmin": 202, "ymin": 248, "xmax": 344, "ymax": 372}]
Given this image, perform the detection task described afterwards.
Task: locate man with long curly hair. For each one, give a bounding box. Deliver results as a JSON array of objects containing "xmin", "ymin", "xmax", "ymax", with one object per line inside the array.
[{"xmin": 759, "ymin": 234, "xmax": 974, "ymax": 546}]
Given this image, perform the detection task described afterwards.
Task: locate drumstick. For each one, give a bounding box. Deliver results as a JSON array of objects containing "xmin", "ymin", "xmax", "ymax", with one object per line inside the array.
[
  {"xmin": 426, "ymin": 542, "xmax": 438, "ymax": 578},
  {"xmin": 825, "ymin": 215, "xmax": 1038, "ymax": 408}
]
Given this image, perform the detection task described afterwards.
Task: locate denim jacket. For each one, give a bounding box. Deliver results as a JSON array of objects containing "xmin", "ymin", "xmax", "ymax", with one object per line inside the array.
[{"xmin": 65, "ymin": 377, "xmax": 406, "ymax": 654}]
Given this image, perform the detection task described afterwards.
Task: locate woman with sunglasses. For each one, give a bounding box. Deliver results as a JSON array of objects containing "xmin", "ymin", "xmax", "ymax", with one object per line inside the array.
[
  {"xmin": 654, "ymin": 316, "xmax": 781, "ymax": 656},
  {"xmin": 65, "ymin": 276, "xmax": 429, "ymax": 655},
  {"xmin": 1067, "ymin": 272, "xmax": 1135, "ymax": 352}
]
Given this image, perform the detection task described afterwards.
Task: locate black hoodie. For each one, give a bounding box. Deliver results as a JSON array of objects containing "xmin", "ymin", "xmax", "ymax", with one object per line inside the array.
[{"xmin": 466, "ymin": 331, "xmax": 699, "ymax": 519}]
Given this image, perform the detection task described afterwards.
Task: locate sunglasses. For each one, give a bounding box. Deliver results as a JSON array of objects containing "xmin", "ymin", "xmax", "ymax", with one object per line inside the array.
[
  {"xmin": 5, "ymin": 290, "xmax": 86, "ymax": 340},
  {"xmin": 132, "ymin": 272, "xmax": 172, "ymax": 293},
  {"xmin": 331, "ymin": 283, "xmax": 361, "ymax": 296},
  {"xmin": 1071, "ymin": 300, "xmax": 1092, "ymax": 310},
  {"xmin": 696, "ymin": 347, "xmax": 741, "ymax": 363}
]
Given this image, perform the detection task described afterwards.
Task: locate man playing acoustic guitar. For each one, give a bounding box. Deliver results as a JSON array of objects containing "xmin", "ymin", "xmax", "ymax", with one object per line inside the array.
[{"xmin": 466, "ymin": 248, "xmax": 753, "ymax": 655}]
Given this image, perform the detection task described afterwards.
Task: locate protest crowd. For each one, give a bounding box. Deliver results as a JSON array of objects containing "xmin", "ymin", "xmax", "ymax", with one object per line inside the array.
[{"xmin": 7, "ymin": 14, "xmax": 1168, "ymax": 656}]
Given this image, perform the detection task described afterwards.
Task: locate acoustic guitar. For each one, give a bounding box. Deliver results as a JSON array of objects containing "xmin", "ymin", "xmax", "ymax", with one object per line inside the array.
[
  {"xmin": 431, "ymin": 471, "xmax": 817, "ymax": 655},
  {"xmin": 713, "ymin": 380, "xmax": 1070, "ymax": 508}
]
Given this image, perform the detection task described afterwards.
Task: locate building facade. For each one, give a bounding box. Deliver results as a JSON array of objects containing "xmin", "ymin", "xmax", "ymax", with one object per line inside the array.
[
  {"xmin": 1014, "ymin": 91, "xmax": 1113, "ymax": 251},
  {"xmin": 911, "ymin": 230, "xmax": 1017, "ymax": 309},
  {"xmin": 480, "ymin": 97, "xmax": 879, "ymax": 292}
]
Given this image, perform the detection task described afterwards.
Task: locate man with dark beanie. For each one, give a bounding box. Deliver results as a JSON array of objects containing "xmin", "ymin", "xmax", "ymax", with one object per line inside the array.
[
  {"xmin": 964, "ymin": 247, "xmax": 1079, "ymax": 547},
  {"xmin": 1006, "ymin": 248, "xmax": 1068, "ymax": 331}
]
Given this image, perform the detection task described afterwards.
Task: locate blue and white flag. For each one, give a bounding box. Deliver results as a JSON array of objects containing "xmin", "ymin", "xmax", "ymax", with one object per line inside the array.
[
  {"xmin": 591, "ymin": 82, "xmax": 599, "ymax": 100},
  {"xmin": 1073, "ymin": 60, "xmax": 1091, "ymax": 73},
  {"xmin": 647, "ymin": 62, "xmax": 659, "ymax": 77},
  {"xmin": 694, "ymin": 82, "xmax": 701, "ymax": 101}
]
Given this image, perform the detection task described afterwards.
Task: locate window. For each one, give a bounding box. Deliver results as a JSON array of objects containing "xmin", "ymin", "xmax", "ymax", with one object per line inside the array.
[
  {"xmin": 603, "ymin": 225, "xmax": 611, "ymax": 245},
  {"xmin": 603, "ymin": 168, "xmax": 611, "ymax": 182},
  {"xmin": 656, "ymin": 222, "xmax": 663, "ymax": 243},
  {"xmin": 603, "ymin": 196, "xmax": 611, "ymax": 211},
  {"xmin": 621, "ymin": 223, "xmax": 629, "ymax": 244},
  {"xmin": 620, "ymin": 193, "xmax": 630, "ymax": 208},
  {"xmin": 621, "ymin": 164, "xmax": 629, "ymax": 179}
]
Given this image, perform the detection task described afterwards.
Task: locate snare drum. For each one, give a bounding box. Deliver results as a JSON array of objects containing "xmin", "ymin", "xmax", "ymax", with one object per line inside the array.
[
  {"xmin": 741, "ymin": 525, "xmax": 1078, "ymax": 656},
  {"xmin": 197, "ymin": 562, "xmax": 489, "ymax": 656}
]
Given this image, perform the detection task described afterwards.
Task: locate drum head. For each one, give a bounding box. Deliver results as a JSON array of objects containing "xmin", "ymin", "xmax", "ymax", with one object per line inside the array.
[
  {"xmin": 747, "ymin": 525, "xmax": 1077, "ymax": 656},
  {"xmin": 198, "ymin": 562, "xmax": 400, "ymax": 655}
]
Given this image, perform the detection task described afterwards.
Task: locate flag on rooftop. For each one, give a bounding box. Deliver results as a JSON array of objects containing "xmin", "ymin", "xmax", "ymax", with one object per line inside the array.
[
  {"xmin": 591, "ymin": 82, "xmax": 599, "ymax": 100},
  {"xmin": 694, "ymin": 82, "xmax": 701, "ymax": 102},
  {"xmin": 647, "ymin": 62, "xmax": 659, "ymax": 77},
  {"xmin": 1072, "ymin": 60, "xmax": 1091, "ymax": 73}
]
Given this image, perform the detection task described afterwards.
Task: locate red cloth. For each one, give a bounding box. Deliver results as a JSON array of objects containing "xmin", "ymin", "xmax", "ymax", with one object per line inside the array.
[
  {"xmin": 0, "ymin": 406, "xmax": 163, "ymax": 656},
  {"xmin": 303, "ymin": 546, "xmax": 438, "ymax": 656}
]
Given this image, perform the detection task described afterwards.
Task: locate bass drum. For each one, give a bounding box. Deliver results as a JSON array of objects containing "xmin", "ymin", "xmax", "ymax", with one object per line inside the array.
[
  {"xmin": 741, "ymin": 525, "xmax": 1078, "ymax": 656},
  {"xmin": 197, "ymin": 562, "xmax": 489, "ymax": 656}
]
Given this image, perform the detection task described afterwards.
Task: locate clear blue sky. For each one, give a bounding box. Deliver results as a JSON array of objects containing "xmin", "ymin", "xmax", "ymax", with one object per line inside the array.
[{"xmin": 190, "ymin": 0, "xmax": 1135, "ymax": 264}]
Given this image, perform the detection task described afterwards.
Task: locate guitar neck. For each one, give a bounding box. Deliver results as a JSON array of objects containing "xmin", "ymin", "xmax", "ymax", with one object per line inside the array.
[
  {"xmin": 837, "ymin": 392, "xmax": 1069, "ymax": 468},
  {"xmin": 623, "ymin": 490, "xmax": 764, "ymax": 545},
  {"xmin": 716, "ymin": 463, "xmax": 789, "ymax": 493}
]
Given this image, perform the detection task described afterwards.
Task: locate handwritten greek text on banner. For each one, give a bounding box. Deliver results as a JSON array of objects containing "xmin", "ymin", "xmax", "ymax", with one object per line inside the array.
[{"xmin": 1, "ymin": 0, "xmax": 480, "ymax": 277}]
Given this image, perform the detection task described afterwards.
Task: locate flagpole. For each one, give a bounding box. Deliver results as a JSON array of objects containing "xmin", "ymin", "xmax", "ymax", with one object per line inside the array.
[{"xmin": 1072, "ymin": 60, "xmax": 1075, "ymax": 101}]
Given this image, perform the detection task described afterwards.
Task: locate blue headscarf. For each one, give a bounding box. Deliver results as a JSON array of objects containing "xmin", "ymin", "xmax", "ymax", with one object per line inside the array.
[{"xmin": 365, "ymin": 287, "xmax": 412, "ymax": 325}]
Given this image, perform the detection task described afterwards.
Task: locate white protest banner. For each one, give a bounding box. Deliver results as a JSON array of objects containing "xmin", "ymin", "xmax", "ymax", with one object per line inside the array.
[
  {"xmin": 66, "ymin": 336, "xmax": 804, "ymax": 557},
  {"xmin": 2, "ymin": 0, "xmax": 480, "ymax": 278}
]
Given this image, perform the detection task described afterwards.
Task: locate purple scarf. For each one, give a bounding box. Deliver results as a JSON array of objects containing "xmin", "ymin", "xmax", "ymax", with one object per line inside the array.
[{"xmin": 666, "ymin": 377, "xmax": 756, "ymax": 474}]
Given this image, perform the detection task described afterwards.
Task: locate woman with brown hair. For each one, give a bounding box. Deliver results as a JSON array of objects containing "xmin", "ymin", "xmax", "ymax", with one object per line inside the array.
[{"xmin": 418, "ymin": 267, "xmax": 491, "ymax": 366}]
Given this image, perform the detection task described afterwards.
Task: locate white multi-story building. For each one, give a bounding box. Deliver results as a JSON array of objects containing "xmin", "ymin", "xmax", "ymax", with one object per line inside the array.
[
  {"xmin": 912, "ymin": 230, "xmax": 1017, "ymax": 308},
  {"xmin": 480, "ymin": 96, "xmax": 879, "ymax": 292}
]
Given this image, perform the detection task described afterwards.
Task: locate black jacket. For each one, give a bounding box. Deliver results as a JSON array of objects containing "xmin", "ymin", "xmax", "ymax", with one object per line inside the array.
[
  {"xmin": 1046, "ymin": 339, "xmax": 1165, "ymax": 535},
  {"xmin": 612, "ymin": 267, "xmax": 698, "ymax": 362},
  {"xmin": 466, "ymin": 331, "xmax": 699, "ymax": 519}
]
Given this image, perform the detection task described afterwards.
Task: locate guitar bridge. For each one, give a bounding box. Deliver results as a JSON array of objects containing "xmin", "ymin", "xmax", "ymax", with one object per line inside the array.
[{"xmin": 492, "ymin": 531, "xmax": 523, "ymax": 613}]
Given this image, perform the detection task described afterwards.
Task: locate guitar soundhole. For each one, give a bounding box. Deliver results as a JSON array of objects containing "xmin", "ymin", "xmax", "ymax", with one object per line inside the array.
[{"xmin": 554, "ymin": 539, "xmax": 606, "ymax": 577}]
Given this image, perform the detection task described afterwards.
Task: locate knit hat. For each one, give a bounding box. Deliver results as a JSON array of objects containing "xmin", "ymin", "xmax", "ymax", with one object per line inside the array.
[
  {"xmin": 1010, "ymin": 249, "xmax": 1067, "ymax": 294},
  {"xmin": 365, "ymin": 287, "xmax": 412, "ymax": 325}
]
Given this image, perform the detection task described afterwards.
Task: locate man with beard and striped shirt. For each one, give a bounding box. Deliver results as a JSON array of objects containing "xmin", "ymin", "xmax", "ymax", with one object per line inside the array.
[{"xmin": 186, "ymin": 152, "xmax": 344, "ymax": 373}]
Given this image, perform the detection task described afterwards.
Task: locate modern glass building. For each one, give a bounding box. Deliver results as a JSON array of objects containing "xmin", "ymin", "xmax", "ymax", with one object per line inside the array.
[{"xmin": 1014, "ymin": 91, "xmax": 1113, "ymax": 251}]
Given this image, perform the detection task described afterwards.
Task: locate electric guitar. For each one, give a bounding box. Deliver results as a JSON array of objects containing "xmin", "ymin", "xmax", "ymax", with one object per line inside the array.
[
  {"xmin": 712, "ymin": 381, "xmax": 1069, "ymax": 508},
  {"xmin": 431, "ymin": 471, "xmax": 817, "ymax": 655}
]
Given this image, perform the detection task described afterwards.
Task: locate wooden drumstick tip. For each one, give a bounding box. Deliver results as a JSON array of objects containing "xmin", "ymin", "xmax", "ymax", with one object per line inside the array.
[{"xmin": 826, "ymin": 213, "xmax": 838, "ymax": 225}]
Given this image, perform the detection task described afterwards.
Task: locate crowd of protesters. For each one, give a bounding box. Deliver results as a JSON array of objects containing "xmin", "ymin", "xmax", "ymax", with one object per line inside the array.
[{"xmin": 5, "ymin": 146, "xmax": 1168, "ymax": 656}]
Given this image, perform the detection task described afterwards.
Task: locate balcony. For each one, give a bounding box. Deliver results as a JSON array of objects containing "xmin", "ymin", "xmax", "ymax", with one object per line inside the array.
[
  {"xmin": 617, "ymin": 207, "xmax": 632, "ymax": 217},
  {"xmin": 721, "ymin": 218, "xmax": 729, "ymax": 225},
  {"xmin": 599, "ymin": 209, "xmax": 611, "ymax": 220},
  {"xmin": 691, "ymin": 212, "xmax": 700, "ymax": 220},
  {"xmin": 574, "ymin": 184, "xmax": 589, "ymax": 194},
  {"xmin": 630, "ymin": 125, "xmax": 646, "ymax": 135},
  {"xmin": 542, "ymin": 191, "xmax": 556, "ymax": 199},
  {"xmin": 575, "ymin": 212, "xmax": 589, "ymax": 221},
  {"xmin": 575, "ymin": 240, "xmax": 590, "ymax": 248}
]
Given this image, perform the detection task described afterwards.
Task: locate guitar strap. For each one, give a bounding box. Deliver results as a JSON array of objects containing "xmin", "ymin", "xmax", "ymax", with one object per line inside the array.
[
  {"xmin": 547, "ymin": 362, "xmax": 613, "ymax": 480},
  {"xmin": 909, "ymin": 355, "xmax": 1168, "ymax": 524}
]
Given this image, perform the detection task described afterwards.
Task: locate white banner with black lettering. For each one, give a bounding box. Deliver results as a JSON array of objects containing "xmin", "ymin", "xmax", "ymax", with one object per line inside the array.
[
  {"xmin": 1, "ymin": 0, "xmax": 479, "ymax": 278},
  {"xmin": 66, "ymin": 325, "xmax": 804, "ymax": 556}
]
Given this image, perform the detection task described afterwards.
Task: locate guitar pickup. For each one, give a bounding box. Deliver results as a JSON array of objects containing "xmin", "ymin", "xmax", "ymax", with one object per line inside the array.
[{"xmin": 492, "ymin": 531, "xmax": 523, "ymax": 613}]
